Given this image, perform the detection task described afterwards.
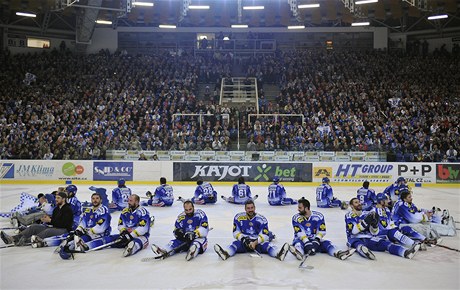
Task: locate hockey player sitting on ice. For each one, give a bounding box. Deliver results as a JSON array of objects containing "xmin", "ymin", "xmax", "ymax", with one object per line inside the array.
[
  {"xmin": 81, "ymin": 186, "xmax": 109, "ymax": 209},
  {"xmin": 109, "ymin": 179, "xmax": 132, "ymax": 212},
  {"xmin": 214, "ymin": 200, "xmax": 290, "ymax": 261},
  {"xmin": 65, "ymin": 185, "xmax": 82, "ymax": 230},
  {"xmin": 177, "ymin": 179, "xmax": 217, "ymax": 205},
  {"xmin": 392, "ymin": 189, "xmax": 456, "ymax": 238},
  {"xmin": 1, "ymin": 189, "xmax": 58, "ymax": 226},
  {"xmin": 31, "ymin": 192, "xmax": 111, "ymax": 250},
  {"xmin": 141, "ymin": 177, "xmax": 174, "ymax": 207},
  {"xmin": 289, "ymin": 198, "xmax": 355, "ymax": 261},
  {"xmin": 151, "ymin": 200, "xmax": 209, "ymax": 261},
  {"xmin": 1, "ymin": 192, "xmax": 73, "ymax": 246},
  {"xmin": 371, "ymin": 193, "xmax": 429, "ymax": 250},
  {"xmin": 10, "ymin": 192, "xmax": 56, "ymax": 228},
  {"xmin": 267, "ymin": 176, "xmax": 297, "ymax": 206},
  {"xmin": 345, "ymin": 197, "xmax": 420, "ymax": 260},
  {"xmin": 356, "ymin": 181, "xmax": 377, "ymax": 211},
  {"xmin": 383, "ymin": 177, "xmax": 409, "ymax": 206},
  {"xmin": 222, "ymin": 177, "xmax": 258, "ymax": 204},
  {"xmin": 316, "ymin": 177, "xmax": 347, "ymax": 209},
  {"xmin": 63, "ymin": 194, "xmax": 151, "ymax": 258}
]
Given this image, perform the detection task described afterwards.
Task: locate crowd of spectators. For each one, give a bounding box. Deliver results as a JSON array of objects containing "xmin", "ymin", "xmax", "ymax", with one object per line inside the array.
[
  {"xmin": 0, "ymin": 46, "xmax": 458, "ymax": 162},
  {"xmin": 243, "ymin": 50, "xmax": 459, "ymax": 162}
]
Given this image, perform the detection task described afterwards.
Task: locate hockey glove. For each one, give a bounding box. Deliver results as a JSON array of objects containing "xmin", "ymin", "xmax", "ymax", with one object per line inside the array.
[
  {"xmin": 370, "ymin": 213, "xmax": 379, "ymax": 228},
  {"xmin": 303, "ymin": 240, "xmax": 316, "ymax": 255},
  {"xmin": 312, "ymin": 238, "xmax": 321, "ymax": 253},
  {"xmin": 174, "ymin": 228, "xmax": 186, "ymax": 241},
  {"xmin": 75, "ymin": 227, "xmax": 87, "ymax": 237},
  {"xmin": 361, "ymin": 212, "xmax": 376, "ymax": 229},
  {"xmin": 119, "ymin": 230, "xmax": 133, "ymax": 244},
  {"xmin": 184, "ymin": 231, "xmax": 196, "ymax": 243},
  {"xmin": 241, "ymin": 237, "xmax": 253, "ymax": 251}
]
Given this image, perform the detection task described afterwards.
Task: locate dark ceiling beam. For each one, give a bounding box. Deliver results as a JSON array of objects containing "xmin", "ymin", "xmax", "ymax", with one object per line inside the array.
[{"xmin": 371, "ymin": 18, "xmax": 402, "ymax": 33}]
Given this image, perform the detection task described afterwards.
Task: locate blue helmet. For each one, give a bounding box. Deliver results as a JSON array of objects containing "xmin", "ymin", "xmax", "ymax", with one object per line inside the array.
[
  {"xmin": 66, "ymin": 185, "xmax": 77, "ymax": 195},
  {"xmin": 396, "ymin": 177, "xmax": 406, "ymax": 184},
  {"xmin": 273, "ymin": 176, "xmax": 280, "ymax": 183},
  {"xmin": 59, "ymin": 247, "xmax": 73, "ymax": 260},
  {"xmin": 322, "ymin": 177, "xmax": 330, "ymax": 184},
  {"xmin": 376, "ymin": 193, "xmax": 388, "ymax": 203},
  {"xmin": 118, "ymin": 179, "xmax": 126, "ymax": 187}
]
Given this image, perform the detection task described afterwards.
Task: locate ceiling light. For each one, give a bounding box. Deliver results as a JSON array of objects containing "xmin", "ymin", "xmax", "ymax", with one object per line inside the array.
[
  {"xmin": 427, "ymin": 14, "xmax": 448, "ymax": 20},
  {"xmin": 189, "ymin": 5, "xmax": 210, "ymax": 10},
  {"xmin": 133, "ymin": 2, "xmax": 154, "ymax": 7},
  {"xmin": 159, "ymin": 24, "xmax": 177, "ymax": 29},
  {"xmin": 355, "ymin": 0, "xmax": 378, "ymax": 4},
  {"xmin": 288, "ymin": 25, "xmax": 306, "ymax": 29},
  {"xmin": 231, "ymin": 24, "xmax": 249, "ymax": 28},
  {"xmin": 243, "ymin": 6, "xmax": 264, "ymax": 10},
  {"xmin": 16, "ymin": 12, "xmax": 36, "ymax": 17},
  {"xmin": 298, "ymin": 4, "xmax": 320, "ymax": 8},
  {"xmin": 95, "ymin": 20, "xmax": 112, "ymax": 25},
  {"xmin": 351, "ymin": 21, "xmax": 370, "ymax": 26}
]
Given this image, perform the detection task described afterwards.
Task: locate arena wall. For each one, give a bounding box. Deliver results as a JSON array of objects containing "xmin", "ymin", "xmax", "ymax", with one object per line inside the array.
[{"xmin": 0, "ymin": 160, "xmax": 458, "ymax": 188}]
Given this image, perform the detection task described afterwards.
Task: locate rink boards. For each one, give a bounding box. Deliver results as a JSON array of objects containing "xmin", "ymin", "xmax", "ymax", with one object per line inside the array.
[{"xmin": 0, "ymin": 160, "xmax": 459, "ymax": 187}]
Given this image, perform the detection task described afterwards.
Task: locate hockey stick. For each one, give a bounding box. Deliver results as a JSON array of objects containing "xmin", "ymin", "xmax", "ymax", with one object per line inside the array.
[
  {"xmin": 65, "ymin": 238, "xmax": 124, "ymax": 254},
  {"xmin": 221, "ymin": 195, "xmax": 259, "ymax": 203},
  {"xmin": 248, "ymin": 248, "xmax": 263, "ymax": 258},
  {"xmin": 437, "ymin": 244, "xmax": 460, "ymax": 253},
  {"xmin": 0, "ymin": 242, "xmax": 31, "ymax": 249},
  {"xmin": 53, "ymin": 233, "xmax": 75, "ymax": 254},
  {"xmin": 299, "ymin": 251, "xmax": 314, "ymax": 270},
  {"xmin": 0, "ymin": 227, "xmax": 22, "ymax": 230},
  {"xmin": 142, "ymin": 227, "xmax": 214, "ymax": 262},
  {"xmin": 141, "ymin": 241, "xmax": 189, "ymax": 262}
]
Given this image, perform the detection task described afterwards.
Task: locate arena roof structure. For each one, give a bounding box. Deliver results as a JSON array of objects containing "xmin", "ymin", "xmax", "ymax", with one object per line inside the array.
[{"xmin": 1, "ymin": 0, "xmax": 459, "ymax": 36}]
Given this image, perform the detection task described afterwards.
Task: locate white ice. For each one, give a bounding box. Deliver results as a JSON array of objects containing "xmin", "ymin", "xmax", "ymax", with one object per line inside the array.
[{"xmin": 1, "ymin": 183, "xmax": 459, "ymax": 290}]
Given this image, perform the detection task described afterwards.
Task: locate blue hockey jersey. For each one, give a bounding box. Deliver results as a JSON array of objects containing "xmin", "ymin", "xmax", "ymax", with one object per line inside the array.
[
  {"xmin": 231, "ymin": 184, "xmax": 253, "ymax": 204},
  {"xmin": 78, "ymin": 204, "xmax": 112, "ymax": 237},
  {"xmin": 174, "ymin": 209, "xmax": 209, "ymax": 238},
  {"xmin": 152, "ymin": 184, "xmax": 174, "ymax": 206},
  {"xmin": 357, "ymin": 187, "xmax": 377, "ymax": 211},
  {"xmin": 112, "ymin": 186, "xmax": 132, "ymax": 209},
  {"xmin": 292, "ymin": 211, "xmax": 327, "ymax": 242},
  {"xmin": 118, "ymin": 205, "xmax": 151, "ymax": 238},
  {"xmin": 233, "ymin": 212, "xmax": 270, "ymax": 244}
]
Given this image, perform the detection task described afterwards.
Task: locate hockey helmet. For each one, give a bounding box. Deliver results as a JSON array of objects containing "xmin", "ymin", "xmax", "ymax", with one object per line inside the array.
[
  {"xmin": 322, "ymin": 177, "xmax": 330, "ymax": 184},
  {"xmin": 65, "ymin": 185, "xmax": 78, "ymax": 195},
  {"xmin": 118, "ymin": 179, "xmax": 126, "ymax": 187},
  {"xmin": 396, "ymin": 177, "xmax": 406, "ymax": 184},
  {"xmin": 273, "ymin": 176, "xmax": 280, "ymax": 183},
  {"xmin": 376, "ymin": 193, "xmax": 388, "ymax": 203},
  {"xmin": 59, "ymin": 247, "xmax": 73, "ymax": 260}
]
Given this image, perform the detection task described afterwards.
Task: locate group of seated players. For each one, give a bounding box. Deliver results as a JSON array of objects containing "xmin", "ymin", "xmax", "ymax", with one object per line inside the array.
[{"xmin": 0, "ymin": 176, "xmax": 456, "ymax": 262}]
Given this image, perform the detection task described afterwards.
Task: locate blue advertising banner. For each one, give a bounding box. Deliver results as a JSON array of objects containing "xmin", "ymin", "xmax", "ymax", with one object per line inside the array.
[
  {"xmin": 173, "ymin": 162, "xmax": 312, "ymax": 182},
  {"xmin": 0, "ymin": 163, "xmax": 15, "ymax": 179},
  {"xmin": 93, "ymin": 162, "xmax": 134, "ymax": 181}
]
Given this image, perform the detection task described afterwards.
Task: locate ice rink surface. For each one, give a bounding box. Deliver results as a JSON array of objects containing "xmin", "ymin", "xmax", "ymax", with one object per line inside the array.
[{"xmin": 0, "ymin": 183, "xmax": 459, "ymax": 290}]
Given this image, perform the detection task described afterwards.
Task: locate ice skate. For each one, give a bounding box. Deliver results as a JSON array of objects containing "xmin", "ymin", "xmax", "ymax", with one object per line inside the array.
[
  {"xmin": 404, "ymin": 243, "xmax": 421, "ymax": 259},
  {"xmin": 357, "ymin": 244, "xmax": 376, "ymax": 260},
  {"xmin": 289, "ymin": 245, "xmax": 304, "ymax": 260},
  {"xmin": 123, "ymin": 241, "xmax": 135, "ymax": 257},
  {"xmin": 214, "ymin": 244, "xmax": 230, "ymax": 261},
  {"xmin": 276, "ymin": 243, "xmax": 290, "ymax": 261},
  {"xmin": 185, "ymin": 244, "xmax": 199, "ymax": 261},
  {"xmin": 334, "ymin": 248, "xmax": 356, "ymax": 260}
]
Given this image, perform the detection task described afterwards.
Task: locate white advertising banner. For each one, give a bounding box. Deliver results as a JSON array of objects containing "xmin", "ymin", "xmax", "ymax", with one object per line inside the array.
[
  {"xmin": 312, "ymin": 162, "xmax": 436, "ymax": 184},
  {"xmin": 0, "ymin": 160, "xmax": 93, "ymax": 181}
]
